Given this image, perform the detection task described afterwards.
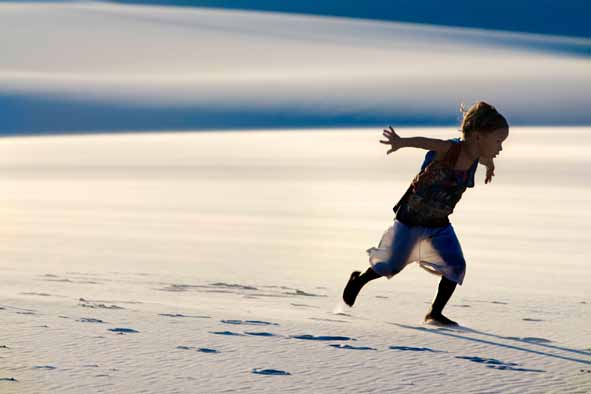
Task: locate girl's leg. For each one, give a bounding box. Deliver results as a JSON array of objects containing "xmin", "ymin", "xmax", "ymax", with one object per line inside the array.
[
  {"xmin": 342, "ymin": 267, "xmax": 381, "ymax": 307},
  {"xmin": 344, "ymin": 221, "xmax": 418, "ymax": 307},
  {"xmin": 424, "ymin": 276, "xmax": 458, "ymax": 326}
]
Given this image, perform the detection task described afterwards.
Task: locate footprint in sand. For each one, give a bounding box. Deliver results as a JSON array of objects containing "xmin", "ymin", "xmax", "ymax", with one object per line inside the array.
[
  {"xmin": 251, "ymin": 368, "xmax": 290, "ymax": 376},
  {"xmin": 456, "ymin": 356, "xmax": 545, "ymax": 372},
  {"xmin": 244, "ymin": 332, "xmax": 279, "ymax": 337},
  {"xmin": 209, "ymin": 331, "xmax": 244, "ymax": 336},
  {"xmin": 176, "ymin": 346, "xmax": 220, "ymax": 353},
  {"xmin": 197, "ymin": 348, "xmax": 219, "ymax": 354},
  {"xmin": 159, "ymin": 313, "xmax": 210, "ymax": 319},
  {"xmin": 522, "ymin": 318, "xmax": 544, "ymax": 322},
  {"xmin": 79, "ymin": 299, "xmax": 124, "ymax": 310},
  {"xmin": 290, "ymin": 335, "xmax": 354, "ymax": 341},
  {"xmin": 389, "ymin": 346, "xmax": 442, "ymax": 352},
  {"xmin": 33, "ymin": 365, "xmax": 57, "ymax": 370},
  {"xmin": 78, "ymin": 318, "xmax": 106, "ymax": 323},
  {"xmin": 108, "ymin": 328, "xmax": 139, "ymax": 334},
  {"xmin": 220, "ymin": 320, "xmax": 279, "ymax": 326},
  {"xmin": 0, "ymin": 377, "xmax": 17, "ymax": 382},
  {"xmin": 330, "ymin": 344, "xmax": 376, "ymax": 350}
]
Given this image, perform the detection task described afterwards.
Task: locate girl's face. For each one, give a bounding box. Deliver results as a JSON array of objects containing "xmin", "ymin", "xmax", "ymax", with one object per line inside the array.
[{"xmin": 477, "ymin": 127, "xmax": 509, "ymax": 160}]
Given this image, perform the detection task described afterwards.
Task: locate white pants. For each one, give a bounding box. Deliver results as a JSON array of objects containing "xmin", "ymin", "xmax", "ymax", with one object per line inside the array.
[{"xmin": 367, "ymin": 220, "xmax": 466, "ymax": 285}]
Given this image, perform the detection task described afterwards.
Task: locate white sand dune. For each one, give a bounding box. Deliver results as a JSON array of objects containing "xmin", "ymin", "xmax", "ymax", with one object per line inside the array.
[
  {"xmin": 0, "ymin": 128, "xmax": 590, "ymax": 393},
  {"xmin": 0, "ymin": 1, "xmax": 590, "ymax": 134}
]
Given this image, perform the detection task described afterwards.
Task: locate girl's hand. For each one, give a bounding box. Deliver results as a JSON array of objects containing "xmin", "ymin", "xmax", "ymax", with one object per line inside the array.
[
  {"xmin": 485, "ymin": 162, "xmax": 495, "ymax": 184},
  {"xmin": 380, "ymin": 126, "xmax": 403, "ymax": 154},
  {"xmin": 479, "ymin": 157, "xmax": 495, "ymax": 184}
]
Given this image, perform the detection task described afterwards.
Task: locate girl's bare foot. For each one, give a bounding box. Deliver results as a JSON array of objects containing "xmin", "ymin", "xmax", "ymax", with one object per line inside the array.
[{"xmin": 424, "ymin": 312, "xmax": 459, "ymax": 326}]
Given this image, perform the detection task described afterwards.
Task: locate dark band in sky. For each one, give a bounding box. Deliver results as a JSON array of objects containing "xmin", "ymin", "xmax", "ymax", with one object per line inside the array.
[{"xmin": 111, "ymin": 0, "xmax": 589, "ymax": 39}]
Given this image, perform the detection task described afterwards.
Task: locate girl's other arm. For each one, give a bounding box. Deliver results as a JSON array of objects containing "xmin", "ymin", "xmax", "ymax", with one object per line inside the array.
[{"xmin": 380, "ymin": 126, "xmax": 452, "ymax": 155}]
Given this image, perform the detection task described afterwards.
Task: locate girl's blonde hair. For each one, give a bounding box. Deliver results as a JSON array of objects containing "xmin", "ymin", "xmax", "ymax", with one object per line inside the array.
[{"xmin": 460, "ymin": 101, "xmax": 508, "ymax": 136}]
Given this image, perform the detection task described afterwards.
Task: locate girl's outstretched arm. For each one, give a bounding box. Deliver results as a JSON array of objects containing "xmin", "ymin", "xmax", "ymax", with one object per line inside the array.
[
  {"xmin": 380, "ymin": 126, "xmax": 452, "ymax": 155},
  {"xmin": 479, "ymin": 157, "xmax": 495, "ymax": 184}
]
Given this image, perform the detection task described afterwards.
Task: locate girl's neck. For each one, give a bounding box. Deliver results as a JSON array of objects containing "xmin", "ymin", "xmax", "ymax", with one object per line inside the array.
[
  {"xmin": 456, "ymin": 140, "xmax": 479, "ymax": 168},
  {"xmin": 460, "ymin": 139, "xmax": 480, "ymax": 163}
]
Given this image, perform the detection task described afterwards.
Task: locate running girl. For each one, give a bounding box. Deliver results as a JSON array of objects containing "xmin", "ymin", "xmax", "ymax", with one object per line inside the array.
[{"xmin": 342, "ymin": 101, "xmax": 509, "ymax": 326}]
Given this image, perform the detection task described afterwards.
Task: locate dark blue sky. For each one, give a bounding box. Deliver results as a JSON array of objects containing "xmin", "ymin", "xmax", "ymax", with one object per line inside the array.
[{"xmin": 112, "ymin": 0, "xmax": 590, "ymax": 38}]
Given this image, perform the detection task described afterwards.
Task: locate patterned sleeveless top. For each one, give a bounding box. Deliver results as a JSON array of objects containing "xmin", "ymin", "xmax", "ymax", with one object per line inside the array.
[{"xmin": 394, "ymin": 142, "xmax": 477, "ymax": 228}]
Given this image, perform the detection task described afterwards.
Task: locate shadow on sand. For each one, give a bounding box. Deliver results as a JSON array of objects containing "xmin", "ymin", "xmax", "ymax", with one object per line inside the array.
[{"xmin": 392, "ymin": 323, "xmax": 591, "ymax": 365}]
